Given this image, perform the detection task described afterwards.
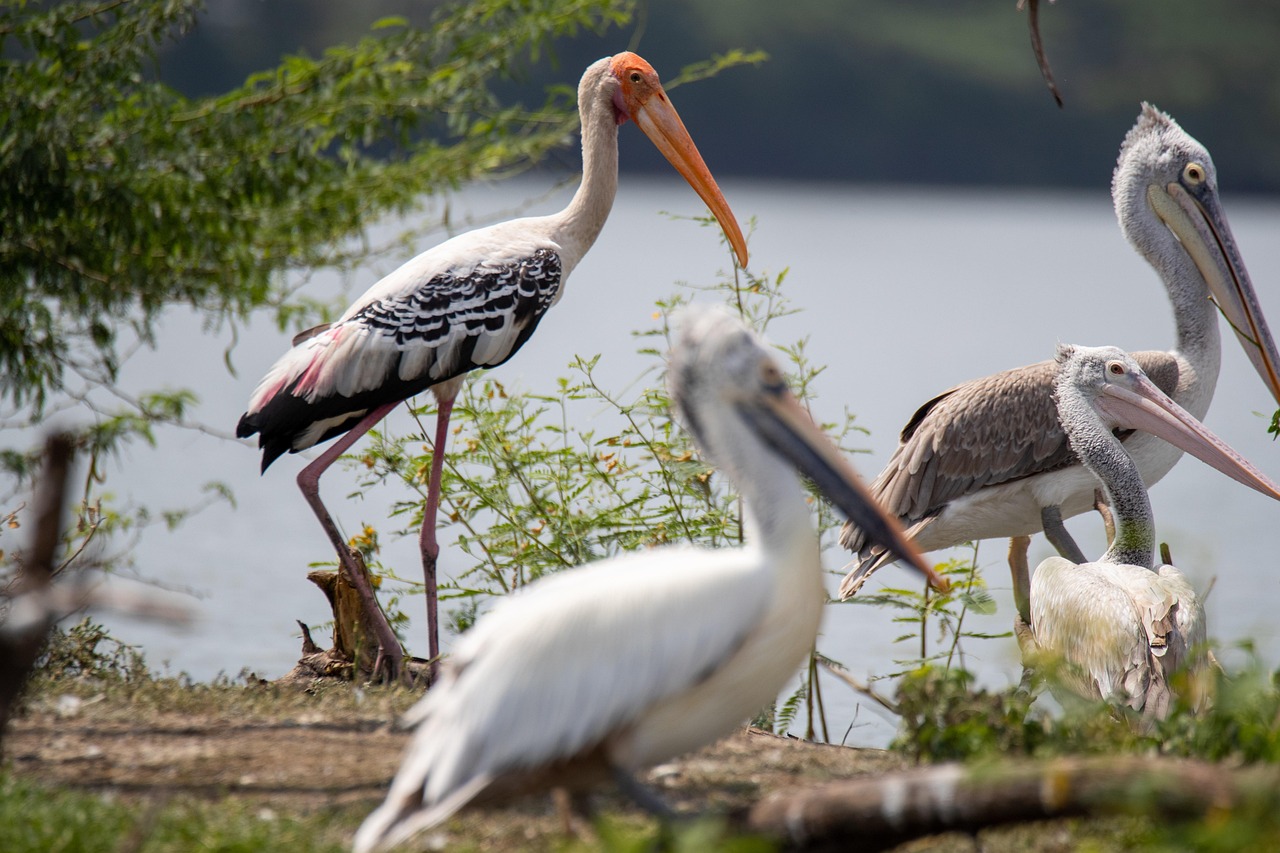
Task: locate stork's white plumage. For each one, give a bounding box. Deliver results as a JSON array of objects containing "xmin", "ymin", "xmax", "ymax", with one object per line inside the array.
[
  {"xmin": 351, "ymin": 305, "xmax": 947, "ymax": 853},
  {"xmin": 236, "ymin": 53, "xmax": 749, "ymax": 680},
  {"xmin": 1018, "ymin": 344, "xmax": 1280, "ymax": 719},
  {"xmin": 838, "ymin": 104, "xmax": 1280, "ymax": 598}
]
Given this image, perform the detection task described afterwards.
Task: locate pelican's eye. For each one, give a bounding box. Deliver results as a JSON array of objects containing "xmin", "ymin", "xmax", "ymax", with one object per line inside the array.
[
  {"xmin": 1107, "ymin": 361, "xmax": 1126, "ymax": 376},
  {"xmin": 1183, "ymin": 162, "xmax": 1207, "ymax": 186},
  {"xmin": 759, "ymin": 359, "xmax": 785, "ymax": 388}
]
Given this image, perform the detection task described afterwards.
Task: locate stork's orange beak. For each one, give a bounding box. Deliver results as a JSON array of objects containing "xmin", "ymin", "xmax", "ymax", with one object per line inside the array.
[{"xmin": 612, "ymin": 53, "xmax": 749, "ymax": 268}]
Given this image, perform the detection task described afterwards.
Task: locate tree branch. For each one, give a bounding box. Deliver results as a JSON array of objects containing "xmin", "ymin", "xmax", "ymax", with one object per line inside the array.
[{"xmin": 745, "ymin": 755, "xmax": 1279, "ymax": 850}]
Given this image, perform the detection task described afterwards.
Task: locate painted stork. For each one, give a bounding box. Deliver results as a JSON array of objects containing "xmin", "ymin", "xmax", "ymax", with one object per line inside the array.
[
  {"xmin": 838, "ymin": 104, "xmax": 1280, "ymax": 598},
  {"xmin": 1013, "ymin": 344, "xmax": 1280, "ymax": 720},
  {"xmin": 236, "ymin": 53, "xmax": 749, "ymax": 680},
  {"xmin": 350, "ymin": 305, "xmax": 946, "ymax": 852}
]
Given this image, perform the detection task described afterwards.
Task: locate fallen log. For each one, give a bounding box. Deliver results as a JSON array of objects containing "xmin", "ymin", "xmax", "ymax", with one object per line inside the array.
[{"xmin": 745, "ymin": 754, "xmax": 1280, "ymax": 850}]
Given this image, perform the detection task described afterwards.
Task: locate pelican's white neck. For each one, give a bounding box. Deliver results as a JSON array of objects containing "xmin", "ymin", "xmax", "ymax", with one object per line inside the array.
[{"xmin": 700, "ymin": 404, "xmax": 818, "ymax": 569}]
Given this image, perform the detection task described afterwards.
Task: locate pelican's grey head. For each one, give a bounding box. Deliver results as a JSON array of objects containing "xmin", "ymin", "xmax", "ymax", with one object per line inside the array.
[
  {"xmin": 1111, "ymin": 104, "xmax": 1280, "ymax": 404},
  {"xmin": 1053, "ymin": 343, "xmax": 1146, "ymax": 428},
  {"xmin": 1112, "ymin": 103, "xmax": 1218, "ymax": 254},
  {"xmin": 1053, "ymin": 342, "xmax": 1280, "ymax": 510},
  {"xmin": 669, "ymin": 304, "xmax": 947, "ymax": 589},
  {"xmin": 668, "ymin": 304, "xmax": 784, "ymax": 462}
]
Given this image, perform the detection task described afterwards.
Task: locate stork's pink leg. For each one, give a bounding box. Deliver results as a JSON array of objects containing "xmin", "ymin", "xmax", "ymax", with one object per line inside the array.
[
  {"xmin": 418, "ymin": 393, "xmax": 455, "ymax": 683},
  {"xmin": 297, "ymin": 400, "xmax": 405, "ymax": 683}
]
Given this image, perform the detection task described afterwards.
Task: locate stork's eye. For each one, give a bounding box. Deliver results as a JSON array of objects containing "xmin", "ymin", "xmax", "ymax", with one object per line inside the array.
[
  {"xmin": 1183, "ymin": 162, "xmax": 1206, "ymax": 186},
  {"xmin": 1107, "ymin": 361, "xmax": 1126, "ymax": 376},
  {"xmin": 630, "ymin": 72, "xmax": 642, "ymax": 84}
]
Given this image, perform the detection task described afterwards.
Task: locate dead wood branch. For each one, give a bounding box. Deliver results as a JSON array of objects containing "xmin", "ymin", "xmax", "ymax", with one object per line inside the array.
[
  {"xmin": 1018, "ymin": 0, "xmax": 1064, "ymax": 107},
  {"xmin": 277, "ymin": 560, "xmax": 430, "ymax": 686},
  {"xmin": 745, "ymin": 754, "xmax": 1280, "ymax": 850}
]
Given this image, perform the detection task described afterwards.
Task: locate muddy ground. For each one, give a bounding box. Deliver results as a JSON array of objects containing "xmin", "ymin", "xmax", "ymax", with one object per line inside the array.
[{"xmin": 4, "ymin": 678, "xmax": 1133, "ymax": 851}]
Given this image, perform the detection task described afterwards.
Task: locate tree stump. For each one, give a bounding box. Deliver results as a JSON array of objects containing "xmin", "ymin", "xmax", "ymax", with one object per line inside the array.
[{"xmin": 278, "ymin": 549, "xmax": 431, "ymax": 686}]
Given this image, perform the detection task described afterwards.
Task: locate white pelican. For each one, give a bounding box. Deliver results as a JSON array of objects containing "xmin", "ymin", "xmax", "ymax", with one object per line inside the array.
[
  {"xmin": 350, "ymin": 305, "xmax": 947, "ymax": 852},
  {"xmin": 236, "ymin": 53, "xmax": 749, "ymax": 679},
  {"xmin": 839, "ymin": 104, "xmax": 1280, "ymax": 598},
  {"xmin": 1018, "ymin": 344, "xmax": 1280, "ymax": 719}
]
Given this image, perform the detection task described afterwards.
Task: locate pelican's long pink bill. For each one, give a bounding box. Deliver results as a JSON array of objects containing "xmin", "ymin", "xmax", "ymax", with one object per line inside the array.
[{"xmin": 1095, "ymin": 366, "xmax": 1280, "ymax": 500}]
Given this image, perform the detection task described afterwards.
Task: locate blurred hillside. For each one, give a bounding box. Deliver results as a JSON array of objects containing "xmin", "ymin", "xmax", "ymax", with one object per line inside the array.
[{"xmin": 158, "ymin": 0, "xmax": 1280, "ymax": 192}]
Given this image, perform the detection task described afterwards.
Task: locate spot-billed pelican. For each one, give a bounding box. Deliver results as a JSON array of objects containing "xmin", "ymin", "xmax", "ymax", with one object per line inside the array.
[
  {"xmin": 839, "ymin": 104, "xmax": 1280, "ymax": 598},
  {"xmin": 351, "ymin": 305, "xmax": 946, "ymax": 852},
  {"xmin": 1017, "ymin": 344, "xmax": 1280, "ymax": 719},
  {"xmin": 237, "ymin": 53, "xmax": 749, "ymax": 680}
]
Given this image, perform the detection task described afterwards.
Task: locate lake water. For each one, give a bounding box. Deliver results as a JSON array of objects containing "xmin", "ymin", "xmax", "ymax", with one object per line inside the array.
[{"xmin": 62, "ymin": 176, "xmax": 1280, "ymax": 748}]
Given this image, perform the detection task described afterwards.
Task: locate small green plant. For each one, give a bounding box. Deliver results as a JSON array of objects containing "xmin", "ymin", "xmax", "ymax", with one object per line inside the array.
[
  {"xmin": 891, "ymin": 666, "xmax": 1043, "ymax": 762},
  {"xmin": 890, "ymin": 644, "xmax": 1280, "ymax": 770},
  {"xmin": 35, "ymin": 617, "xmax": 149, "ymax": 684},
  {"xmin": 844, "ymin": 542, "xmax": 1007, "ymax": 678}
]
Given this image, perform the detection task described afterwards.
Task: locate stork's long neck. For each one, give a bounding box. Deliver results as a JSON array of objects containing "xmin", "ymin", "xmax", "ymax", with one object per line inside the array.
[
  {"xmin": 1060, "ymin": 390, "xmax": 1156, "ymax": 569},
  {"xmin": 553, "ymin": 85, "xmax": 620, "ymax": 274}
]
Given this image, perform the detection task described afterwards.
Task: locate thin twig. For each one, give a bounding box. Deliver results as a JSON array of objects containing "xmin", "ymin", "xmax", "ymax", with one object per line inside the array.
[{"xmin": 819, "ymin": 659, "xmax": 900, "ymax": 716}]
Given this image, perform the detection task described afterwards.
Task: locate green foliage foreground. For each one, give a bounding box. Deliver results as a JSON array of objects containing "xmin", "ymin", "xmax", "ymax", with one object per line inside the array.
[{"xmin": 0, "ymin": 774, "xmax": 357, "ymax": 853}]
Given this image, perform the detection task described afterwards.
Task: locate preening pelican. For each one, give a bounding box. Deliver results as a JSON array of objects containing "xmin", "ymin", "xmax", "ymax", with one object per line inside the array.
[
  {"xmin": 236, "ymin": 53, "xmax": 749, "ymax": 679},
  {"xmin": 351, "ymin": 305, "xmax": 946, "ymax": 853},
  {"xmin": 1017, "ymin": 344, "xmax": 1280, "ymax": 719},
  {"xmin": 839, "ymin": 104, "xmax": 1280, "ymax": 598}
]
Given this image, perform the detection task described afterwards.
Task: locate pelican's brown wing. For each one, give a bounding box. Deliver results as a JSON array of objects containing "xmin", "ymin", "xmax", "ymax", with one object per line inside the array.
[
  {"xmin": 841, "ymin": 360, "xmax": 1068, "ymax": 554},
  {"xmin": 838, "ymin": 351, "xmax": 1183, "ymax": 584}
]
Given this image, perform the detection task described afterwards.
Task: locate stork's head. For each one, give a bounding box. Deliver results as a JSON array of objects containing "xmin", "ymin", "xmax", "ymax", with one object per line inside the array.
[{"xmin": 578, "ymin": 52, "xmax": 749, "ymax": 268}]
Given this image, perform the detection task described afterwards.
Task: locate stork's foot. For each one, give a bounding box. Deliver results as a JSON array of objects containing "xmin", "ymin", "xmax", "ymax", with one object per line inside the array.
[
  {"xmin": 338, "ymin": 548, "xmax": 407, "ymax": 685},
  {"xmin": 1008, "ymin": 535, "xmax": 1033, "ymax": 627},
  {"xmin": 419, "ymin": 547, "xmax": 440, "ymax": 687}
]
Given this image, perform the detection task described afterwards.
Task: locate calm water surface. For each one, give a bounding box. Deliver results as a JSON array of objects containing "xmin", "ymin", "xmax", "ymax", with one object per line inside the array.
[{"xmin": 76, "ymin": 177, "xmax": 1280, "ymax": 747}]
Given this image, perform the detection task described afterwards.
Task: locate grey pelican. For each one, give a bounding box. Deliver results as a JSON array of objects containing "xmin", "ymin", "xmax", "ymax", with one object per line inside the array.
[
  {"xmin": 1016, "ymin": 344, "xmax": 1280, "ymax": 719},
  {"xmin": 839, "ymin": 104, "xmax": 1280, "ymax": 598},
  {"xmin": 351, "ymin": 305, "xmax": 947, "ymax": 852},
  {"xmin": 237, "ymin": 53, "xmax": 749, "ymax": 680}
]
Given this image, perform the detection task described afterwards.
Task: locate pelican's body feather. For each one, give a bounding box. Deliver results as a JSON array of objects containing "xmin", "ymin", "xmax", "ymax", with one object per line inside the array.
[
  {"xmin": 369, "ymin": 541, "xmax": 815, "ymax": 840},
  {"xmin": 1030, "ymin": 554, "xmax": 1203, "ymax": 715}
]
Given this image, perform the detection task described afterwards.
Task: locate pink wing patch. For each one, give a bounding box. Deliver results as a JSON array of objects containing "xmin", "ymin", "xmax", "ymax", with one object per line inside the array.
[
  {"xmin": 292, "ymin": 326, "xmax": 346, "ymax": 398},
  {"xmin": 246, "ymin": 326, "xmax": 347, "ymax": 413}
]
